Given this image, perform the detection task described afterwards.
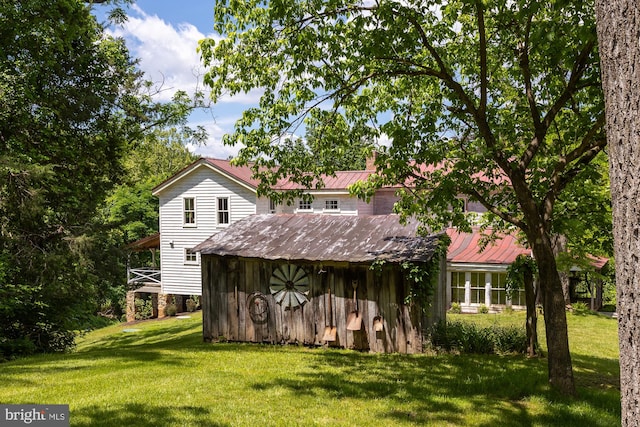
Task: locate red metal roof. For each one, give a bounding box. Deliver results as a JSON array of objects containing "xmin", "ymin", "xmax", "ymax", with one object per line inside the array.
[
  {"xmin": 273, "ymin": 170, "xmax": 374, "ymax": 191},
  {"xmin": 446, "ymin": 228, "xmax": 529, "ymax": 265},
  {"xmin": 203, "ymin": 158, "xmax": 261, "ymax": 188}
]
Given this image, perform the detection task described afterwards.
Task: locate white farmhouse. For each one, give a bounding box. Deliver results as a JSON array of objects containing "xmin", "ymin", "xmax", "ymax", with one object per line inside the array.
[{"xmin": 125, "ymin": 156, "xmax": 539, "ymax": 321}]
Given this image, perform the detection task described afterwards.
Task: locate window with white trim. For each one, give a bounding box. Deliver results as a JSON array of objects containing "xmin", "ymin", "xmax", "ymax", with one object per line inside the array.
[
  {"xmin": 183, "ymin": 197, "xmax": 196, "ymax": 226},
  {"xmin": 511, "ymin": 288, "xmax": 526, "ymax": 306},
  {"xmin": 298, "ymin": 199, "xmax": 312, "ymax": 211},
  {"xmin": 491, "ymin": 272, "xmax": 507, "ymax": 305},
  {"xmin": 185, "ymin": 248, "xmax": 198, "ymax": 264},
  {"xmin": 217, "ymin": 197, "xmax": 230, "ymax": 225},
  {"xmin": 470, "ymin": 272, "xmax": 484, "ymax": 304},
  {"xmin": 451, "ymin": 272, "xmax": 466, "ymax": 304},
  {"xmin": 269, "ymin": 198, "xmax": 277, "ymax": 214},
  {"xmin": 324, "ymin": 200, "xmax": 339, "ymax": 211}
]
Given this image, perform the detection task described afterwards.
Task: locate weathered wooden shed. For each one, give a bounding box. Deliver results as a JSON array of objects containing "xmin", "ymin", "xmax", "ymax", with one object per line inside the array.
[{"xmin": 195, "ymin": 214, "xmax": 447, "ymax": 353}]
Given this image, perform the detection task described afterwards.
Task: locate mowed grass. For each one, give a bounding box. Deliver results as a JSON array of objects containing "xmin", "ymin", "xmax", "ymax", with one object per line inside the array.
[{"xmin": 0, "ymin": 311, "xmax": 620, "ymax": 426}]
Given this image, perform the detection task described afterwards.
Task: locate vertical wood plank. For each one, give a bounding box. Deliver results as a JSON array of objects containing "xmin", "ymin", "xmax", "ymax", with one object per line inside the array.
[
  {"xmin": 366, "ymin": 268, "xmax": 380, "ymax": 353},
  {"xmin": 393, "ymin": 268, "xmax": 407, "ymax": 353},
  {"xmin": 227, "ymin": 259, "xmax": 238, "ymax": 341},
  {"xmin": 332, "ymin": 268, "xmax": 345, "ymax": 348},
  {"xmin": 263, "ymin": 262, "xmax": 277, "ymax": 343},
  {"xmin": 201, "ymin": 258, "xmax": 211, "ymax": 340}
]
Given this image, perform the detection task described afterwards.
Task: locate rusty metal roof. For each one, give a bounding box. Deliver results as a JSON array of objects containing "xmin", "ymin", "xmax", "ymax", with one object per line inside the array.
[
  {"xmin": 195, "ymin": 214, "xmax": 442, "ymax": 264},
  {"xmin": 446, "ymin": 228, "xmax": 529, "ymax": 265},
  {"xmin": 124, "ymin": 232, "xmax": 160, "ymax": 251}
]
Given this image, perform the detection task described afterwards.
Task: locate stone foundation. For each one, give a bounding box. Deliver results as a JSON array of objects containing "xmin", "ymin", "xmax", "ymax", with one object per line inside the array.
[{"xmin": 126, "ymin": 290, "xmax": 136, "ymax": 323}]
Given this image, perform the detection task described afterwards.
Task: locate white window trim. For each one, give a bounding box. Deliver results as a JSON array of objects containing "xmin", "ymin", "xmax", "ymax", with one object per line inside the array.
[
  {"xmin": 296, "ymin": 199, "xmax": 313, "ymax": 213},
  {"xmin": 322, "ymin": 199, "xmax": 341, "ymax": 213},
  {"xmin": 217, "ymin": 196, "xmax": 231, "ymax": 226},
  {"xmin": 183, "ymin": 197, "xmax": 197, "ymax": 228},
  {"xmin": 184, "ymin": 248, "xmax": 199, "ymax": 265}
]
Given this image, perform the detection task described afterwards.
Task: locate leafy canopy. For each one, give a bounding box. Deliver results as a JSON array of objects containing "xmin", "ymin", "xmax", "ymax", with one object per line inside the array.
[
  {"xmin": 202, "ymin": 0, "xmax": 605, "ymax": 245},
  {"xmin": 0, "ymin": 0, "xmax": 204, "ymax": 357}
]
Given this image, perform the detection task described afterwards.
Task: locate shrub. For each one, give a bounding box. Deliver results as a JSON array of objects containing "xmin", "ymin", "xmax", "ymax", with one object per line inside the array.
[
  {"xmin": 428, "ymin": 320, "xmax": 527, "ymax": 355},
  {"xmin": 165, "ymin": 304, "xmax": 177, "ymax": 317},
  {"xmin": 134, "ymin": 297, "xmax": 154, "ymax": 320},
  {"xmin": 492, "ymin": 325, "xmax": 528, "ymax": 354},
  {"xmin": 571, "ymin": 301, "xmax": 590, "ymax": 315},
  {"xmin": 186, "ymin": 296, "xmax": 200, "ymax": 312},
  {"xmin": 449, "ymin": 302, "xmax": 462, "ymax": 314},
  {"xmin": 502, "ymin": 306, "xmax": 514, "ymax": 315},
  {"xmin": 478, "ymin": 304, "xmax": 489, "ymax": 314}
]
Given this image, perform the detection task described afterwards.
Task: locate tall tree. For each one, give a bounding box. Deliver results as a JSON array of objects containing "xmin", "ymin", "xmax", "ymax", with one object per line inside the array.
[
  {"xmin": 202, "ymin": 0, "xmax": 606, "ymax": 395},
  {"xmin": 0, "ymin": 0, "xmax": 203, "ymax": 357},
  {"xmin": 595, "ymin": 1, "xmax": 640, "ymax": 423}
]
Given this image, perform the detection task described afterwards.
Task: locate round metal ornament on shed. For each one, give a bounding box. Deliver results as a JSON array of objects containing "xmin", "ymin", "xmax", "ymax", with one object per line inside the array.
[{"xmin": 269, "ymin": 264, "xmax": 309, "ymax": 310}]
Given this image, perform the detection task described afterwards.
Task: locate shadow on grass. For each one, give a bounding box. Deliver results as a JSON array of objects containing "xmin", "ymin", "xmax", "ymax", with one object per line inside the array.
[
  {"xmin": 0, "ymin": 314, "xmax": 620, "ymax": 426},
  {"xmin": 249, "ymin": 349, "xmax": 620, "ymax": 426},
  {"xmin": 72, "ymin": 403, "xmax": 224, "ymax": 427}
]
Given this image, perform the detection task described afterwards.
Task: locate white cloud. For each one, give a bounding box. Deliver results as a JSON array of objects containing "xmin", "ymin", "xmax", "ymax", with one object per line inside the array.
[
  {"xmin": 103, "ymin": 4, "xmax": 264, "ymax": 159},
  {"xmin": 107, "ymin": 5, "xmax": 213, "ymax": 101}
]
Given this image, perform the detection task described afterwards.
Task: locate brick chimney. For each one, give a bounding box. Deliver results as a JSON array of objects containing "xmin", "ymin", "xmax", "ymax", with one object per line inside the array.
[{"xmin": 365, "ymin": 151, "xmax": 378, "ymax": 171}]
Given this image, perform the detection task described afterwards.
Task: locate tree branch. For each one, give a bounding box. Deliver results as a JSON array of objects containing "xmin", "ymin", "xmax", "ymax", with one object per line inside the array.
[
  {"xmin": 542, "ymin": 114, "xmax": 607, "ymax": 221},
  {"xmin": 520, "ymin": 38, "xmax": 597, "ymax": 169},
  {"xmin": 477, "ymin": 0, "xmax": 488, "ymax": 118},
  {"xmin": 468, "ymin": 187, "xmax": 528, "ymax": 231}
]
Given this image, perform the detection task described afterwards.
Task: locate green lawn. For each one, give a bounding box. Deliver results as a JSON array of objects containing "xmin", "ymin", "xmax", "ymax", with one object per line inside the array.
[{"xmin": 0, "ymin": 311, "xmax": 620, "ymax": 426}]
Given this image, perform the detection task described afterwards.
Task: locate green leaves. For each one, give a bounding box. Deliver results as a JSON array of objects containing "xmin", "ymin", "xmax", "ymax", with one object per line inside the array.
[{"xmin": 203, "ymin": 0, "xmax": 606, "ymax": 245}]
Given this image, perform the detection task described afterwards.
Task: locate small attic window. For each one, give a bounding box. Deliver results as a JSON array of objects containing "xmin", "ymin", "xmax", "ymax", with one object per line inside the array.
[
  {"xmin": 298, "ymin": 199, "xmax": 312, "ymax": 211},
  {"xmin": 324, "ymin": 200, "xmax": 339, "ymax": 211}
]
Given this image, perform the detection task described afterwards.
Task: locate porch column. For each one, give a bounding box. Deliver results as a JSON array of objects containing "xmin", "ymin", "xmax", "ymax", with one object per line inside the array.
[
  {"xmin": 485, "ymin": 272, "xmax": 492, "ymax": 307},
  {"xmin": 464, "ymin": 272, "xmax": 471, "ymax": 306},
  {"xmin": 157, "ymin": 293, "xmax": 168, "ymax": 318},
  {"xmin": 126, "ymin": 290, "xmax": 136, "ymax": 323}
]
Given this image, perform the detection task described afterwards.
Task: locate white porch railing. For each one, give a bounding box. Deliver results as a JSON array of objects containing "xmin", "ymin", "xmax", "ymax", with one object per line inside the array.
[{"xmin": 127, "ymin": 268, "xmax": 161, "ymax": 285}]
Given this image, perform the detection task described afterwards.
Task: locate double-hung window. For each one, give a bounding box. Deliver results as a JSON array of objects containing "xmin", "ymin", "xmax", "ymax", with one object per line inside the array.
[
  {"xmin": 217, "ymin": 197, "xmax": 230, "ymax": 225},
  {"xmin": 324, "ymin": 200, "xmax": 339, "ymax": 211},
  {"xmin": 491, "ymin": 272, "xmax": 507, "ymax": 305},
  {"xmin": 451, "ymin": 272, "xmax": 466, "ymax": 304},
  {"xmin": 183, "ymin": 197, "xmax": 196, "ymax": 226},
  {"xmin": 185, "ymin": 248, "xmax": 198, "ymax": 264},
  {"xmin": 298, "ymin": 199, "xmax": 312, "ymax": 211},
  {"xmin": 469, "ymin": 272, "xmax": 484, "ymax": 304}
]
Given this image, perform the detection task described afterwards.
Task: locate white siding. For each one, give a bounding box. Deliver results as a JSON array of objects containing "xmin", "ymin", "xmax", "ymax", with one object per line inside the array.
[{"xmin": 158, "ymin": 166, "xmax": 256, "ymax": 295}]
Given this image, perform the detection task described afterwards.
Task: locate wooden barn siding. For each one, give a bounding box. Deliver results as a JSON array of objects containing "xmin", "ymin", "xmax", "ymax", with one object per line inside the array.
[{"xmin": 202, "ymin": 256, "xmax": 432, "ymax": 354}]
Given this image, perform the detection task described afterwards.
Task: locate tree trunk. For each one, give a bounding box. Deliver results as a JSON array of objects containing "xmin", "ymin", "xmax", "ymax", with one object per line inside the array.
[
  {"xmin": 531, "ymin": 238, "xmax": 576, "ymax": 396},
  {"xmin": 523, "ymin": 262, "xmax": 538, "ymax": 357},
  {"xmin": 552, "ymin": 234, "xmax": 571, "ymax": 306},
  {"xmin": 595, "ymin": 2, "xmax": 640, "ymax": 424}
]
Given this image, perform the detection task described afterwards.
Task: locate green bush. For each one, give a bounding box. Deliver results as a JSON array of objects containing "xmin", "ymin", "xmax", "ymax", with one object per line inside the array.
[
  {"xmin": 186, "ymin": 296, "xmax": 200, "ymax": 312},
  {"xmin": 165, "ymin": 304, "xmax": 177, "ymax": 317},
  {"xmin": 571, "ymin": 301, "xmax": 590, "ymax": 315},
  {"xmin": 478, "ymin": 304, "xmax": 489, "ymax": 314},
  {"xmin": 449, "ymin": 302, "xmax": 462, "ymax": 314},
  {"xmin": 429, "ymin": 320, "xmax": 527, "ymax": 355},
  {"xmin": 134, "ymin": 297, "xmax": 154, "ymax": 320}
]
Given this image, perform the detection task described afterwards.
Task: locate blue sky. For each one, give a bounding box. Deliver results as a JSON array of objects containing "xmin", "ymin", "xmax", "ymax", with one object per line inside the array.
[{"xmin": 93, "ymin": 0, "xmax": 254, "ymax": 159}]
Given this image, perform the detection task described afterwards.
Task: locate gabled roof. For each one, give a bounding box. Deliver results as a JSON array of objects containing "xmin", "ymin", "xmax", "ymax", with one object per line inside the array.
[
  {"xmin": 195, "ymin": 214, "xmax": 442, "ymax": 264},
  {"xmin": 446, "ymin": 228, "xmax": 529, "ymax": 265},
  {"xmin": 152, "ymin": 158, "xmax": 260, "ymax": 195}
]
